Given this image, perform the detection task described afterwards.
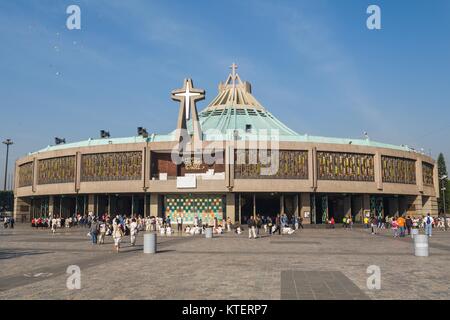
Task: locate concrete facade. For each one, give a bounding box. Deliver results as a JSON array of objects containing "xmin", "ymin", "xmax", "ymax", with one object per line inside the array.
[{"xmin": 13, "ymin": 139, "xmax": 439, "ymax": 223}]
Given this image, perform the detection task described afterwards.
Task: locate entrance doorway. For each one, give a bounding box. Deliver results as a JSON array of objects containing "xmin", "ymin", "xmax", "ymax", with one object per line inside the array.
[
  {"xmin": 351, "ymin": 195, "xmax": 363, "ymax": 223},
  {"xmin": 97, "ymin": 195, "xmax": 109, "ymax": 216},
  {"xmin": 239, "ymin": 193, "xmax": 282, "ymax": 224},
  {"xmin": 133, "ymin": 195, "xmax": 144, "ymax": 216},
  {"xmin": 110, "ymin": 195, "xmax": 132, "ymax": 216},
  {"xmin": 314, "ymin": 194, "xmax": 328, "ymax": 224},
  {"xmin": 240, "ymin": 194, "xmax": 253, "ymax": 224},
  {"xmin": 255, "ymin": 193, "xmax": 281, "ymax": 218},
  {"xmin": 31, "ymin": 197, "xmax": 49, "ymax": 218},
  {"xmin": 60, "ymin": 197, "xmax": 76, "ymax": 218},
  {"xmin": 328, "ymin": 195, "xmax": 345, "ymax": 223}
]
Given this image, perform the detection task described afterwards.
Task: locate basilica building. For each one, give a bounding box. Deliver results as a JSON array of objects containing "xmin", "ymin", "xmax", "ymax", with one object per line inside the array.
[{"xmin": 13, "ymin": 65, "xmax": 439, "ymax": 225}]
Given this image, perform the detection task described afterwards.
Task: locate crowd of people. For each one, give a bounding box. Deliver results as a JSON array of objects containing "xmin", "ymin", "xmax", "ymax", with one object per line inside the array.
[
  {"xmin": 239, "ymin": 213, "xmax": 304, "ymax": 239},
  {"xmin": 363, "ymin": 213, "xmax": 448, "ymax": 237},
  {"xmin": 26, "ymin": 210, "xmax": 449, "ymax": 249},
  {"xmin": 2, "ymin": 217, "xmax": 15, "ymax": 229},
  {"xmin": 28, "ymin": 211, "xmax": 305, "ymax": 242}
]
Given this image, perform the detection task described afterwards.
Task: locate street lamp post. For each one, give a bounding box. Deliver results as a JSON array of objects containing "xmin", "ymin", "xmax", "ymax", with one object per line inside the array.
[
  {"xmin": 2, "ymin": 139, "xmax": 13, "ymax": 191},
  {"xmin": 441, "ymin": 175, "xmax": 448, "ymax": 231}
]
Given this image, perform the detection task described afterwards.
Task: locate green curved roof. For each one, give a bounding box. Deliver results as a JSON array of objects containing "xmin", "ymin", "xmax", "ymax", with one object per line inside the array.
[{"xmin": 31, "ymin": 69, "xmax": 418, "ymax": 155}]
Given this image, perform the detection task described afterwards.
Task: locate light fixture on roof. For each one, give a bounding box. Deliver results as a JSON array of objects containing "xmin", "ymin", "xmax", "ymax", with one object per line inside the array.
[
  {"xmin": 364, "ymin": 132, "xmax": 369, "ymax": 140},
  {"xmin": 137, "ymin": 127, "xmax": 149, "ymax": 138},
  {"xmin": 100, "ymin": 130, "xmax": 110, "ymax": 138},
  {"xmin": 55, "ymin": 137, "xmax": 66, "ymax": 145}
]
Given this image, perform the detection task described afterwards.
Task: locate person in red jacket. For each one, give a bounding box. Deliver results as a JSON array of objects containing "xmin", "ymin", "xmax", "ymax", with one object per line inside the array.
[{"xmin": 330, "ymin": 217, "xmax": 335, "ymax": 229}]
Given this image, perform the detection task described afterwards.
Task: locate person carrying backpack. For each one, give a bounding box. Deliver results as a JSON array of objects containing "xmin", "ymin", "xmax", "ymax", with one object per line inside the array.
[
  {"xmin": 90, "ymin": 218, "xmax": 99, "ymax": 244},
  {"xmin": 405, "ymin": 216, "xmax": 413, "ymax": 236},
  {"xmin": 424, "ymin": 213, "xmax": 433, "ymax": 237}
]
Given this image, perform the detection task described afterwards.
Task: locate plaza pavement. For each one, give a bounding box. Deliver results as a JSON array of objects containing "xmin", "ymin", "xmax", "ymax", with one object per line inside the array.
[{"xmin": 0, "ymin": 224, "xmax": 449, "ymax": 300}]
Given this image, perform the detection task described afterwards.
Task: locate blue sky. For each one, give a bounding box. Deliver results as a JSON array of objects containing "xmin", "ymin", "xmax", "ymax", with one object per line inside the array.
[{"xmin": 1, "ymin": 0, "xmax": 450, "ymax": 186}]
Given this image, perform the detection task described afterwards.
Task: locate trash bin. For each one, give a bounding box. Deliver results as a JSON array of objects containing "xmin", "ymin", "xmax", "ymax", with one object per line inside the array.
[
  {"xmin": 205, "ymin": 227, "xmax": 213, "ymax": 239},
  {"xmin": 411, "ymin": 228, "xmax": 419, "ymax": 239},
  {"xmin": 414, "ymin": 234, "xmax": 428, "ymax": 257},
  {"xmin": 144, "ymin": 232, "xmax": 157, "ymax": 254}
]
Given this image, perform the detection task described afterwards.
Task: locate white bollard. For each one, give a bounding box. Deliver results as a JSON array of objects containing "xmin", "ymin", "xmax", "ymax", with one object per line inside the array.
[
  {"xmin": 205, "ymin": 227, "xmax": 213, "ymax": 239},
  {"xmin": 411, "ymin": 228, "xmax": 419, "ymax": 239},
  {"xmin": 414, "ymin": 234, "xmax": 429, "ymax": 257},
  {"xmin": 144, "ymin": 232, "xmax": 157, "ymax": 254}
]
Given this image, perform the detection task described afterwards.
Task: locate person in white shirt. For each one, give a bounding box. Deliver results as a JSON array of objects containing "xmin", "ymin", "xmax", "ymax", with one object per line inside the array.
[
  {"xmin": 112, "ymin": 221, "xmax": 124, "ymax": 253},
  {"xmin": 130, "ymin": 219, "xmax": 138, "ymax": 246},
  {"xmin": 194, "ymin": 216, "xmax": 199, "ymax": 227},
  {"xmin": 51, "ymin": 217, "xmax": 57, "ymax": 234},
  {"xmin": 437, "ymin": 217, "xmax": 445, "ymax": 230},
  {"xmin": 156, "ymin": 217, "xmax": 162, "ymax": 232},
  {"xmin": 98, "ymin": 221, "xmax": 107, "ymax": 244},
  {"xmin": 145, "ymin": 217, "xmax": 151, "ymax": 231},
  {"xmin": 226, "ymin": 217, "xmax": 232, "ymax": 232},
  {"xmin": 177, "ymin": 215, "xmax": 183, "ymax": 233}
]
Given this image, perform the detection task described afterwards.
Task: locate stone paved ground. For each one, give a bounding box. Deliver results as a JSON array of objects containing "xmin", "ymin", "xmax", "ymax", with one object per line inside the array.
[{"xmin": 0, "ymin": 224, "xmax": 449, "ymax": 300}]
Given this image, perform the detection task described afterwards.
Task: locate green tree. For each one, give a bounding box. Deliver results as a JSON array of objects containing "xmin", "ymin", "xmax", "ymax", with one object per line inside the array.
[
  {"xmin": 437, "ymin": 153, "xmax": 449, "ymax": 214},
  {"xmin": 447, "ymin": 180, "xmax": 450, "ymax": 212},
  {"xmin": 0, "ymin": 190, "xmax": 14, "ymax": 213}
]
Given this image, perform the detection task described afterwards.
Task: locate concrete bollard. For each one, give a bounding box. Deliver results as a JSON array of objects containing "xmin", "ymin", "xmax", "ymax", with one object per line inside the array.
[
  {"xmin": 411, "ymin": 228, "xmax": 419, "ymax": 239},
  {"xmin": 144, "ymin": 232, "xmax": 157, "ymax": 254},
  {"xmin": 205, "ymin": 227, "xmax": 213, "ymax": 239},
  {"xmin": 414, "ymin": 234, "xmax": 429, "ymax": 257}
]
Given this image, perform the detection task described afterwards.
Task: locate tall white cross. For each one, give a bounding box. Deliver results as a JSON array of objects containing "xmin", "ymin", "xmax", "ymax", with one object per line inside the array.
[
  {"xmin": 175, "ymin": 80, "xmax": 201, "ymax": 120},
  {"xmin": 230, "ymin": 62, "xmax": 238, "ymax": 88}
]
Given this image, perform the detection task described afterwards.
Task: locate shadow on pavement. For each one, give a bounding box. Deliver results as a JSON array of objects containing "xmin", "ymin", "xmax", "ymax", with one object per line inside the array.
[{"xmin": 0, "ymin": 249, "xmax": 53, "ymax": 260}]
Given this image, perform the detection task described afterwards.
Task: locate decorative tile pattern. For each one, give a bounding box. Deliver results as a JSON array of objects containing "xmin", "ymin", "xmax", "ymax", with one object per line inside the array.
[
  {"xmin": 422, "ymin": 162, "xmax": 434, "ymax": 186},
  {"xmin": 317, "ymin": 152, "xmax": 374, "ymax": 181},
  {"xmin": 37, "ymin": 156, "xmax": 75, "ymax": 185},
  {"xmin": 164, "ymin": 194, "xmax": 224, "ymax": 225},
  {"xmin": 18, "ymin": 162, "xmax": 33, "ymax": 187},
  {"xmin": 382, "ymin": 156, "xmax": 416, "ymax": 184},
  {"xmin": 234, "ymin": 150, "xmax": 308, "ymax": 179},
  {"xmin": 81, "ymin": 152, "xmax": 142, "ymax": 182}
]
